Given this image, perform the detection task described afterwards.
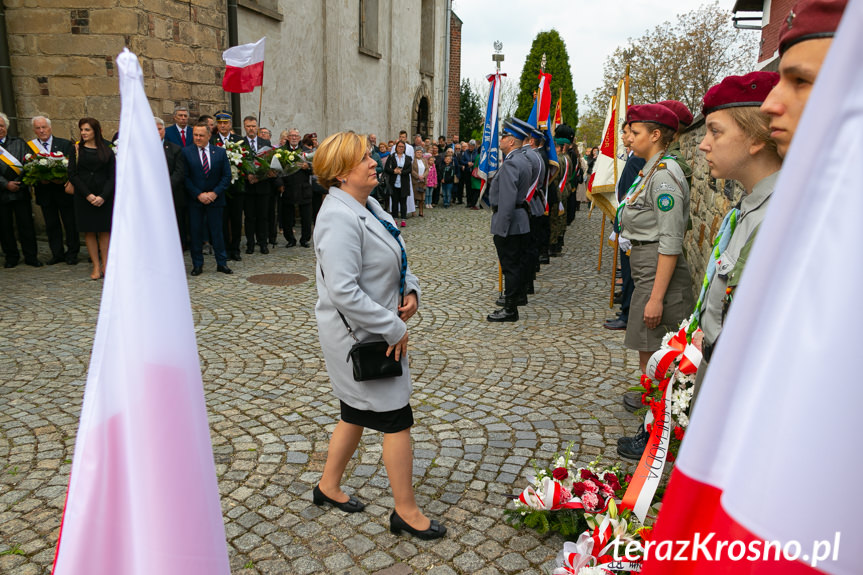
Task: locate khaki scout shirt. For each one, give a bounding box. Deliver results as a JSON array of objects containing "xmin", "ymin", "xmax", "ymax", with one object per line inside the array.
[
  {"xmin": 620, "ymin": 151, "xmax": 690, "ymax": 255},
  {"xmin": 700, "ymin": 171, "xmax": 779, "ymax": 346}
]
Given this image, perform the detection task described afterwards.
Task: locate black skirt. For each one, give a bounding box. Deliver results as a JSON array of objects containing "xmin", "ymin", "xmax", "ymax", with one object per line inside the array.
[{"xmin": 340, "ymin": 401, "xmax": 413, "ymax": 433}]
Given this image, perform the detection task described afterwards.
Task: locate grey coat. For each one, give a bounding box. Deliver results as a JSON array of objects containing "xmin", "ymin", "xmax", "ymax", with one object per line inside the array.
[
  {"xmin": 314, "ymin": 187, "xmax": 421, "ymax": 412},
  {"xmin": 489, "ymin": 146, "xmax": 532, "ymax": 237}
]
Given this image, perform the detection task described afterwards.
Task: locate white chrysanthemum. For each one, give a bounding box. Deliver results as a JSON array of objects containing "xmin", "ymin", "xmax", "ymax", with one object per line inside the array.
[
  {"xmin": 38, "ymin": 158, "xmax": 48, "ymax": 166},
  {"xmin": 677, "ymin": 413, "xmax": 689, "ymax": 428},
  {"xmin": 578, "ymin": 567, "xmax": 608, "ymax": 575}
]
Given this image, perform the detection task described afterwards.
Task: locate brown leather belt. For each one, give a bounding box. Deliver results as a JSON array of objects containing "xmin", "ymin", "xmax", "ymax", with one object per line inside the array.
[{"xmin": 630, "ymin": 240, "xmax": 658, "ymax": 247}]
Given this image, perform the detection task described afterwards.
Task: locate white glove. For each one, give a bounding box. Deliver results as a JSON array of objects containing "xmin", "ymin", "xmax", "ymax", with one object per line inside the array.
[
  {"xmin": 618, "ymin": 235, "xmax": 632, "ymax": 252},
  {"xmin": 608, "ymin": 230, "xmax": 618, "ymax": 242}
]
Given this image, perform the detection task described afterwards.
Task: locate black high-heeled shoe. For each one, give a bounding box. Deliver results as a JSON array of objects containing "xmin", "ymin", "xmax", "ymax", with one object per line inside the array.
[
  {"xmin": 389, "ymin": 510, "xmax": 447, "ymax": 540},
  {"xmin": 312, "ymin": 485, "xmax": 365, "ymax": 513}
]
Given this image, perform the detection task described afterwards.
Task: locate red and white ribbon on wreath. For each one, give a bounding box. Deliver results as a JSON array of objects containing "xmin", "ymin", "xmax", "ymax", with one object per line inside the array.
[
  {"xmin": 519, "ymin": 477, "xmax": 586, "ymax": 511},
  {"xmin": 620, "ymin": 326, "xmax": 702, "ymax": 523},
  {"xmin": 554, "ymin": 518, "xmax": 644, "ymax": 574}
]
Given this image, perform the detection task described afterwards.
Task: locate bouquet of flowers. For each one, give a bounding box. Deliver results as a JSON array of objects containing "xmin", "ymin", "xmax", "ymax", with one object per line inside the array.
[
  {"xmin": 261, "ymin": 147, "xmax": 314, "ymax": 178},
  {"xmin": 21, "ymin": 151, "xmax": 69, "ymax": 186},
  {"xmin": 505, "ymin": 446, "xmax": 631, "ymax": 536},
  {"xmin": 551, "ymin": 500, "xmax": 649, "ymax": 575},
  {"xmin": 628, "ymin": 316, "xmax": 701, "ymax": 460},
  {"xmin": 224, "ymin": 140, "xmax": 256, "ymax": 189}
]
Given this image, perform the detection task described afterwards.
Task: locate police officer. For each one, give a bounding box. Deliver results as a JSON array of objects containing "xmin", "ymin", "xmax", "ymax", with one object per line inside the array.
[
  {"xmin": 616, "ymin": 103, "xmax": 694, "ymax": 460},
  {"xmin": 488, "ymin": 119, "xmax": 533, "ymax": 322},
  {"xmin": 509, "ymin": 118, "xmax": 546, "ymax": 297}
]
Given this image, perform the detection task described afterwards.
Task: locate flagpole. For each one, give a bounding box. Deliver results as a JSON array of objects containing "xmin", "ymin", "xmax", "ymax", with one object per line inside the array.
[
  {"xmin": 597, "ymin": 215, "xmax": 605, "ymax": 272},
  {"xmin": 257, "ymin": 85, "xmax": 264, "ymax": 124},
  {"xmin": 610, "ymin": 237, "xmax": 618, "ymax": 308}
]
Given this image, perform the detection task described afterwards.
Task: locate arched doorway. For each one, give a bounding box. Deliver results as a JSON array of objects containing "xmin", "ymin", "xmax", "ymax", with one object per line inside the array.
[{"xmin": 415, "ymin": 97, "xmax": 429, "ymax": 139}]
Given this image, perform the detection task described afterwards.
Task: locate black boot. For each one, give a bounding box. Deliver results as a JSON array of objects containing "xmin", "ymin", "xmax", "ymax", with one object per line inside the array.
[
  {"xmin": 539, "ymin": 249, "xmax": 550, "ymax": 265},
  {"xmin": 617, "ymin": 425, "xmax": 650, "ymax": 460},
  {"xmin": 487, "ymin": 296, "xmax": 519, "ymax": 322}
]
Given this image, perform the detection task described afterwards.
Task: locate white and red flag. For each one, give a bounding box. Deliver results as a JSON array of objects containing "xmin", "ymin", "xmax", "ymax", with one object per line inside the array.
[
  {"xmin": 222, "ymin": 37, "xmax": 266, "ymax": 93},
  {"xmin": 586, "ymin": 77, "xmax": 626, "ymax": 221},
  {"xmin": 51, "ymin": 48, "xmax": 230, "ymax": 575},
  {"xmin": 641, "ymin": 2, "xmax": 861, "ymax": 573}
]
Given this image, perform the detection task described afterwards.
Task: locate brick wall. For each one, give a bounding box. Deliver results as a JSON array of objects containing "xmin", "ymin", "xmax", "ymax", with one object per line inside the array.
[
  {"xmin": 5, "ymin": 0, "xmax": 229, "ymax": 141},
  {"xmin": 759, "ymin": 0, "xmax": 795, "ymax": 63},
  {"xmin": 447, "ymin": 11, "xmax": 461, "ymax": 139}
]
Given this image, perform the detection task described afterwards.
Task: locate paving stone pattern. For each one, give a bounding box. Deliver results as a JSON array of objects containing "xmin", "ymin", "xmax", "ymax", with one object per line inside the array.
[{"xmin": 0, "ymin": 206, "xmax": 643, "ymax": 574}]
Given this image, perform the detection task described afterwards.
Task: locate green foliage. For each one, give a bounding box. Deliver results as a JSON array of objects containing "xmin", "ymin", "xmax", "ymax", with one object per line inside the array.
[
  {"xmin": 459, "ymin": 79, "xmax": 484, "ymax": 142},
  {"xmin": 504, "ymin": 507, "xmax": 588, "ymax": 537},
  {"xmin": 515, "ymin": 30, "xmax": 578, "ymax": 128},
  {"xmin": 0, "ymin": 544, "xmax": 25, "ymax": 556}
]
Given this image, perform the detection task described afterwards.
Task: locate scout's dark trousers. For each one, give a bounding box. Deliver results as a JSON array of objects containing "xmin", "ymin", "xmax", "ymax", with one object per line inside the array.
[{"xmin": 494, "ymin": 233, "xmax": 528, "ymax": 298}]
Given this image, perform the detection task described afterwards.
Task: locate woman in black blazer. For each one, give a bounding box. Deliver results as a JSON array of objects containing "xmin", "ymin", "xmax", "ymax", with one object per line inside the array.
[
  {"xmin": 384, "ymin": 141, "xmax": 412, "ymax": 227},
  {"xmin": 69, "ymin": 117, "xmax": 115, "ymax": 280}
]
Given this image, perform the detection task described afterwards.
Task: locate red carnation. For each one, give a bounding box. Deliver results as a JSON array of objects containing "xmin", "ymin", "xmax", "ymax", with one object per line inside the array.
[
  {"xmin": 638, "ymin": 526, "xmax": 653, "ymax": 541},
  {"xmin": 641, "ymin": 393, "xmax": 650, "ymax": 405},
  {"xmin": 552, "ymin": 467, "xmax": 569, "ymax": 481},
  {"xmin": 624, "ymin": 474, "xmax": 633, "ymax": 484},
  {"xmin": 640, "ymin": 374, "xmax": 652, "ymax": 391},
  {"xmin": 674, "ymin": 426, "xmax": 685, "ymax": 440},
  {"xmin": 603, "ymin": 472, "xmax": 621, "ymax": 491},
  {"xmin": 658, "ymin": 378, "xmax": 670, "ymax": 392},
  {"xmin": 645, "ymin": 423, "xmax": 653, "ymax": 434}
]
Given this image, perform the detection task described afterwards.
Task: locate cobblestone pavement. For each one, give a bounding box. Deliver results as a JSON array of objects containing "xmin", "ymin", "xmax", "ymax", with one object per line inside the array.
[{"xmin": 0, "ymin": 204, "xmax": 643, "ymax": 574}]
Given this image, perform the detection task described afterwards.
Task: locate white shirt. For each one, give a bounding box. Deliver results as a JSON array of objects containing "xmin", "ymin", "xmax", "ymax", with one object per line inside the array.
[
  {"xmin": 39, "ymin": 136, "xmax": 53, "ymax": 151},
  {"xmin": 394, "ymin": 154, "xmax": 405, "ymax": 188}
]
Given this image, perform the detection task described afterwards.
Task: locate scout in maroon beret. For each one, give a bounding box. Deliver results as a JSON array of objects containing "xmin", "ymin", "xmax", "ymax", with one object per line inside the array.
[
  {"xmin": 626, "ymin": 104, "xmax": 679, "ymax": 132},
  {"xmin": 702, "ymin": 72, "xmax": 780, "ymax": 117},
  {"xmin": 762, "ymin": 0, "xmax": 848, "ymax": 157},
  {"xmin": 690, "ymin": 70, "xmax": 784, "ymax": 408},
  {"xmin": 656, "ymin": 101, "xmax": 693, "ymax": 129}
]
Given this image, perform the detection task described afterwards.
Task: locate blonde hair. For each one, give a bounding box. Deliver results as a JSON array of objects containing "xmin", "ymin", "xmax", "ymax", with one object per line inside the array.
[
  {"xmin": 726, "ymin": 107, "xmax": 780, "ymax": 160},
  {"xmin": 313, "ymin": 131, "xmax": 366, "ymax": 189}
]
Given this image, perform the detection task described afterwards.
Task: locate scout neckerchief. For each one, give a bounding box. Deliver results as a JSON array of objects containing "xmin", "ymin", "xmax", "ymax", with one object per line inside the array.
[
  {"xmin": 0, "ymin": 144, "xmax": 22, "ymax": 175},
  {"xmin": 614, "ymin": 151, "xmax": 673, "ymax": 231},
  {"xmin": 367, "ymin": 205, "xmax": 407, "ymax": 301},
  {"xmin": 685, "ymin": 206, "xmax": 739, "ymax": 340}
]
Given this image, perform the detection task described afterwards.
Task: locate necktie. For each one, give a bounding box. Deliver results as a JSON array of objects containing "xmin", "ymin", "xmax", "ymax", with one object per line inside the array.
[
  {"xmin": 251, "ymin": 138, "xmax": 257, "ymax": 152},
  {"xmin": 180, "ymin": 128, "xmax": 186, "ymax": 146},
  {"xmin": 42, "ymin": 140, "xmax": 50, "ymax": 151},
  {"xmin": 201, "ymin": 148, "xmax": 209, "ymax": 175}
]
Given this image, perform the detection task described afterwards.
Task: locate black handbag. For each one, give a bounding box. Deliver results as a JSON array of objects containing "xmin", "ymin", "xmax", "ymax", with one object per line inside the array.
[
  {"xmin": 338, "ymin": 311, "xmax": 403, "ymax": 381},
  {"xmin": 321, "ymin": 266, "xmax": 403, "ymax": 381}
]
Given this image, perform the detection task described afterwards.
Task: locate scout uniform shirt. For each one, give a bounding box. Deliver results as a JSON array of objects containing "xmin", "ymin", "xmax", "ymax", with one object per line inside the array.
[
  {"xmin": 699, "ymin": 171, "xmax": 779, "ymax": 347},
  {"xmin": 620, "ymin": 151, "xmax": 690, "ymax": 255}
]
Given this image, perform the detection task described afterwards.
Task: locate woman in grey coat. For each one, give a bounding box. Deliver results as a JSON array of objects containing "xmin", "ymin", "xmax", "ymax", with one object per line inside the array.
[{"xmin": 310, "ymin": 132, "xmax": 446, "ymax": 540}]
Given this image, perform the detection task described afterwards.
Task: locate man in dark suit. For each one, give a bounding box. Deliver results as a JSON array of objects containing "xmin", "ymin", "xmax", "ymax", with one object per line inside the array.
[
  {"xmin": 182, "ymin": 122, "xmax": 232, "ymax": 276},
  {"xmin": 164, "ymin": 106, "xmax": 193, "ymax": 148},
  {"xmin": 212, "ymin": 110, "xmax": 245, "ymax": 261},
  {"xmin": 241, "ymin": 115, "xmax": 271, "ymax": 254},
  {"xmin": 156, "ymin": 117, "xmax": 187, "ymax": 248},
  {"xmin": 280, "ymin": 128, "xmax": 312, "ymax": 247},
  {"xmin": 29, "ymin": 115, "xmax": 76, "ymax": 265},
  {"xmin": 0, "ymin": 112, "xmax": 41, "ymax": 268}
]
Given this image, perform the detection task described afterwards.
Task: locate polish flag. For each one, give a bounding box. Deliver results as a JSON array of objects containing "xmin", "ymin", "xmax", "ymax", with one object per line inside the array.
[
  {"xmin": 641, "ymin": 3, "xmax": 860, "ymax": 573},
  {"xmin": 222, "ymin": 37, "xmax": 266, "ymax": 93},
  {"xmin": 51, "ymin": 49, "xmax": 230, "ymax": 575}
]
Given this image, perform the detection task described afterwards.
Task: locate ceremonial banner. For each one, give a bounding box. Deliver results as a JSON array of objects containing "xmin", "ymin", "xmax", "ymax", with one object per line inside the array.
[
  {"xmin": 642, "ymin": 3, "xmax": 860, "ymax": 572},
  {"xmin": 52, "ymin": 49, "xmax": 230, "ymax": 575},
  {"xmin": 536, "ymin": 72, "xmax": 552, "ymax": 129},
  {"xmin": 587, "ymin": 78, "xmax": 627, "ymax": 220},
  {"xmin": 222, "ymin": 37, "xmax": 265, "ymax": 93},
  {"xmin": 553, "ymin": 96, "xmax": 562, "ymax": 126},
  {"xmin": 477, "ymin": 72, "xmax": 504, "ymax": 181}
]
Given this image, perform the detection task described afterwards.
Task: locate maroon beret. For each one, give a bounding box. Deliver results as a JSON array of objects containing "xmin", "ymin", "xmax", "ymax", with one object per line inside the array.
[
  {"xmin": 701, "ymin": 72, "xmax": 780, "ymax": 117},
  {"xmin": 626, "ymin": 104, "xmax": 679, "ymax": 132},
  {"xmin": 656, "ymin": 100, "xmax": 693, "ymax": 128},
  {"xmin": 779, "ymin": 0, "xmax": 848, "ymax": 55}
]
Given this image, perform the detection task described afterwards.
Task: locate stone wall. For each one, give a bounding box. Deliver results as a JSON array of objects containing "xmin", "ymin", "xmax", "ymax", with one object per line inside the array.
[
  {"xmin": 678, "ymin": 119, "xmax": 745, "ymax": 291},
  {"xmin": 5, "ymin": 0, "xmax": 229, "ymax": 141}
]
